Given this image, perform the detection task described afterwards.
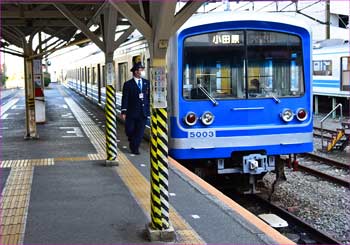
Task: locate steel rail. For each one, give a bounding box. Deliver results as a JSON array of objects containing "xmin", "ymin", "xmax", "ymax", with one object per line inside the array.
[
  {"xmin": 304, "ymin": 153, "xmax": 350, "ymax": 169},
  {"xmin": 253, "ymin": 195, "xmax": 342, "ymax": 245},
  {"xmin": 298, "ymin": 163, "xmax": 350, "ymax": 188}
]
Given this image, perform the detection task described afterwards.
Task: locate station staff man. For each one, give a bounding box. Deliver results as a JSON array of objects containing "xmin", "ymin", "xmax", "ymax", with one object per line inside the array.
[{"xmin": 121, "ymin": 62, "xmax": 150, "ymax": 155}]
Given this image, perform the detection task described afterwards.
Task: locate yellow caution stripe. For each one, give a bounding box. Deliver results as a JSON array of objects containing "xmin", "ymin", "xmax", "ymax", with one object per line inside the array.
[{"xmin": 105, "ymin": 85, "xmax": 118, "ymax": 160}]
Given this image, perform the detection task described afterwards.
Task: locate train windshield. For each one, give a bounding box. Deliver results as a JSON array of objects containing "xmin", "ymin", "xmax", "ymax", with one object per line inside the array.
[{"xmin": 182, "ymin": 30, "xmax": 304, "ymax": 100}]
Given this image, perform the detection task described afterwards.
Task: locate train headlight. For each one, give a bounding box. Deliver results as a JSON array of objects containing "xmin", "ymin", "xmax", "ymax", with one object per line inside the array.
[
  {"xmin": 184, "ymin": 112, "xmax": 198, "ymax": 126},
  {"xmin": 201, "ymin": 111, "xmax": 215, "ymax": 126},
  {"xmin": 296, "ymin": 108, "xmax": 308, "ymax": 121},
  {"xmin": 281, "ymin": 108, "xmax": 294, "ymax": 122}
]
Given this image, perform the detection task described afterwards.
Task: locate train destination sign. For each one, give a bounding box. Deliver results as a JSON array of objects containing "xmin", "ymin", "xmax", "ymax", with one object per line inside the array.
[{"xmin": 212, "ymin": 34, "xmax": 240, "ymax": 45}]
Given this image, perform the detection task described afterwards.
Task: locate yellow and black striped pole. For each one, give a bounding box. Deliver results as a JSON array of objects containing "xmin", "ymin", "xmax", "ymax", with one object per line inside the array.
[
  {"xmin": 150, "ymin": 108, "xmax": 162, "ymax": 229},
  {"xmin": 105, "ymin": 84, "xmax": 118, "ymax": 165},
  {"xmin": 149, "ymin": 65, "xmax": 171, "ymax": 232},
  {"xmin": 156, "ymin": 108, "xmax": 170, "ymax": 229}
]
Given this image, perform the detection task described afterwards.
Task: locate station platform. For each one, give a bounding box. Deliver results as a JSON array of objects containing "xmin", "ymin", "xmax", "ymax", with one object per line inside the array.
[{"xmin": 0, "ymin": 84, "xmax": 293, "ymax": 244}]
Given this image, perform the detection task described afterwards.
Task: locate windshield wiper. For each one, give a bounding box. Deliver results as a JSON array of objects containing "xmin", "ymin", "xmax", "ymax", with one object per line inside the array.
[
  {"xmin": 271, "ymin": 94, "xmax": 281, "ymax": 104},
  {"xmin": 197, "ymin": 79, "xmax": 219, "ymax": 106}
]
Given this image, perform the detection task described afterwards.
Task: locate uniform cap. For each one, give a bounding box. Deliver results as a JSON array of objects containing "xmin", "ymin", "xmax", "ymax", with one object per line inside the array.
[{"xmin": 130, "ymin": 62, "xmax": 145, "ymax": 72}]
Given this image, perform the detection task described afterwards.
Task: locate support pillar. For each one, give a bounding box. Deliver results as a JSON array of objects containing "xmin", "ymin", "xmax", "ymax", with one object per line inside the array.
[
  {"xmin": 147, "ymin": 58, "xmax": 174, "ymax": 241},
  {"xmin": 23, "ymin": 43, "xmax": 38, "ymax": 139},
  {"xmin": 314, "ymin": 95, "xmax": 319, "ymax": 115},
  {"xmin": 332, "ymin": 97, "xmax": 336, "ymax": 119},
  {"xmin": 104, "ymin": 53, "xmax": 118, "ymax": 166}
]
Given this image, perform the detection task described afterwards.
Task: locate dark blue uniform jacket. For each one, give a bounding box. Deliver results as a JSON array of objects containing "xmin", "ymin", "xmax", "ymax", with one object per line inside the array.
[{"xmin": 121, "ymin": 78, "xmax": 150, "ymax": 119}]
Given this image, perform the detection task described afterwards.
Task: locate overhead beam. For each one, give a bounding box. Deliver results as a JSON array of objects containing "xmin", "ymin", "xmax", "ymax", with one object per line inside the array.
[
  {"xmin": 109, "ymin": 0, "xmax": 152, "ymax": 41},
  {"xmin": 2, "ymin": 19, "xmax": 76, "ymax": 27},
  {"xmin": 2, "ymin": 19, "xmax": 130, "ymax": 27},
  {"xmin": 87, "ymin": 1, "xmax": 108, "ymax": 26},
  {"xmin": 1, "ymin": 1, "xmax": 99, "ymax": 4},
  {"xmin": 53, "ymin": 3, "xmax": 105, "ymax": 52},
  {"xmin": 171, "ymin": 0, "xmax": 205, "ymax": 35},
  {"xmin": 102, "ymin": 5, "xmax": 118, "ymax": 54},
  {"xmin": 2, "ymin": 28, "xmax": 23, "ymax": 47},
  {"xmin": 112, "ymin": 26, "xmax": 135, "ymax": 51},
  {"xmin": 0, "ymin": 49, "xmax": 24, "ymax": 57},
  {"xmin": 2, "ymin": 10, "xmax": 94, "ymax": 19}
]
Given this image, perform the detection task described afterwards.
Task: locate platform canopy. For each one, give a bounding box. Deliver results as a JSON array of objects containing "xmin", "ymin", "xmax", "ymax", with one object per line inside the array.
[{"xmin": 0, "ymin": 0, "xmax": 206, "ymax": 58}]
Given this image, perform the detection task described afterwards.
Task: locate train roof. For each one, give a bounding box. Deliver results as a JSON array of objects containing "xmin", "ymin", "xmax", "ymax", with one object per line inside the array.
[
  {"xmin": 178, "ymin": 11, "xmax": 312, "ymax": 33},
  {"xmin": 313, "ymin": 39, "xmax": 350, "ymax": 54}
]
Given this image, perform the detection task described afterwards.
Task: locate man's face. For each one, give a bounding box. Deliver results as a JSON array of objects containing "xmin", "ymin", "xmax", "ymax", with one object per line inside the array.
[{"xmin": 134, "ymin": 68, "xmax": 144, "ymax": 78}]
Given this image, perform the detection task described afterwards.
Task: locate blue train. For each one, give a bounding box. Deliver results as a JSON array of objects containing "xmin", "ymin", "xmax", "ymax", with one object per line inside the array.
[{"xmin": 65, "ymin": 12, "xmax": 313, "ymax": 190}]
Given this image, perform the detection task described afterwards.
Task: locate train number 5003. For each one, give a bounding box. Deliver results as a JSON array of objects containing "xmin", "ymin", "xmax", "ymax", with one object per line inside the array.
[{"xmin": 188, "ymin": 130, "xmax": 215, "ymax": 138}]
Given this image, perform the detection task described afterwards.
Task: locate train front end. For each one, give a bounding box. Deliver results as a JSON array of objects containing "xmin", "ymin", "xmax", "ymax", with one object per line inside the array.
[{"xmin": 168, "ymin": 13, "xmax": 313, "ymax": 178}]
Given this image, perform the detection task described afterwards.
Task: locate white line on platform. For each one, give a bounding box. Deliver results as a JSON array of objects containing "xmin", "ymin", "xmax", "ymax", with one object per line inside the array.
[{"xmin": 1, "ymin": 98, "xmax": 19, "ymax": 116}]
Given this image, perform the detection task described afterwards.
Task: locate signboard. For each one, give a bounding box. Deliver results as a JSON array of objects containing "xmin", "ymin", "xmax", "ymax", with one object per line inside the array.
[
  {"xmin": 151, "ymin": 67, "xmax": 167, "ymax": 108},
  {"xmin": 106, "ymin": 62, "xmax": 115, "ymax": 86},
  {"xmin": 33, "ymin": 59, "xmax": 42, "ymax": 75}
]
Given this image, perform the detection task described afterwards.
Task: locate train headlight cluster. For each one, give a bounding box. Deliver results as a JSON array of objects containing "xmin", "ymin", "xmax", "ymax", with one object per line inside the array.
[
  {"xmin": 281, "ymin": 108, "xmax": 294, "ymax": 122},
  {"xmin": 201, "ymin": 111, "xmax": 215, "ymax": 126},
  {"xmin": 281, "ymin": 108, "xmax": 308, "ymax": 122},
  {"xmin": 296, "ymin": 108, "xmax": 308, "ymax": 121},
  {"xmin": 184, "ymin": 111, "xmax": 215, "ymax": 126},
  {"xmin": 184, "ymin": 112, "xmax": 198, "ymax": 126}
]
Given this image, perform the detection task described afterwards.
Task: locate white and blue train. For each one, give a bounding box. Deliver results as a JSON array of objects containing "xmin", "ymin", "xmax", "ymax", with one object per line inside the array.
[
  {"xmin": 312, "ymin": 40, "xmax": 350, "ymax": 116},
  {"xmin": 65, "ymin": 12, "xmax": 313, "ymax": 189},
  {"xmin": 313, "ymin": 40, "xmax": 350, "ymax": 97}
]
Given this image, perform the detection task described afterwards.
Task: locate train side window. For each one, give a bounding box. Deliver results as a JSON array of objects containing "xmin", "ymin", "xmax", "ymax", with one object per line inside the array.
[
  {"xmin": 313, "ymin": 60, "xmax": 332, "ymax": 76},
  {"xmin": 92, "ymin": 67, "xmax": 96, "ymax": 85},
  {"xmin": 118, "ymin": 62, "xmax": 128, "ymax": 91},
  {"xmin": 87, "ymin": 68, "xmax": 90, "ymax": 84},
  {"xmin": 341, "ymin": 56, "xmax": 350, "ymax": 91}
]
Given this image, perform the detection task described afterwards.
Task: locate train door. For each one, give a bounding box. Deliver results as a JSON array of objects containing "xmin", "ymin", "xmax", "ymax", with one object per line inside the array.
[
  {"xmin": 118, "ymin": 62, "xmax": 128, "ymax": 91},
  {"xmin": 341, "ymin": 56, "xmax": 350, "ymax": 91},
  {"xmin": 102, "ymin": 65, "xmax": 106, "ymax": 87}
]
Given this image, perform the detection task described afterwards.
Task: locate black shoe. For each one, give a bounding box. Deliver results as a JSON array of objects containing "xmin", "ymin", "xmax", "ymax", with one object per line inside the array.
[{"xmin": 131, "ymin": 150, "xmax": 140, "ymax": 155}]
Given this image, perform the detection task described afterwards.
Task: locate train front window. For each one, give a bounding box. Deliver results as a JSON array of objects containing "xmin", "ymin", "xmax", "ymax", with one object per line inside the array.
[{"xmin": 182, "ymin": 30, "xmax": 304, "ymax": 100}]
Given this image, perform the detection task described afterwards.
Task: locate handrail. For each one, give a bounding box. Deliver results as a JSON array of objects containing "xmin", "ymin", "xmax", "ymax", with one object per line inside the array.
[{"xmin": 320, "ymin": 103, "xmax": 343, "ymax": 150}]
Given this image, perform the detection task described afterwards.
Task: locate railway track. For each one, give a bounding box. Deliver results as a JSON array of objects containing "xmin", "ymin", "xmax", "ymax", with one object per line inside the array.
[
  {"xmin": 297, "ymin": 154, "xmax": 350, "ymax": 188},
  {"xmin": 226, "ymin": 192, "xmax": 342, "ymax": 244}
]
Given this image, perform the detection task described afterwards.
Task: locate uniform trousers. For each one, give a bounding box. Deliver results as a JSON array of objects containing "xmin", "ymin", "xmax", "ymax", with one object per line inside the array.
[{"xmin": 125, "ymin": 116, "xmax": 147, "ymax": 153}]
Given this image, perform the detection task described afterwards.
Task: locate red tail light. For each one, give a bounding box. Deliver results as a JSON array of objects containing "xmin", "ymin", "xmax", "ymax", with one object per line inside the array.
[
  {"xmin": 184, "ymin": 112, "xmax": 197, "ymax": 126},
  {"xmin": 296, "ymin": 108, "xmax": 308, "ymax": 121}
]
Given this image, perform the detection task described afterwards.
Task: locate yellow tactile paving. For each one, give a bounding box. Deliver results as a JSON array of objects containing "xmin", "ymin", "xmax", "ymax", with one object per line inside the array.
[
  {"xmin": 0, "ymin": 167, "xmax": 34, "ymax": 245},
  {"xmin": 0, "ymin": 159, "xmax": 54, "ymax": 168},
  {"xmin": 87, "ymin": 153, "xmax": 106, "ymax": 160},
  {"xmin": 64, "ymin": 97, "xmax": 106, "ymax": 155},
  {"xmin": 54, "ymin": 156, "xmax": 89, "ymax": 162},
  {"xmin": 116, "ymin": 152, "xmax": 205, "ymax": 244}
]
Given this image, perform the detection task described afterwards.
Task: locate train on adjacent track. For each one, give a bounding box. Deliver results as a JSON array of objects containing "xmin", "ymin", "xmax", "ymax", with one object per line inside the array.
[
  {"xmin": 65, "ymin": 12, "xmax": 314, "ymax": 191},
  {"xmin": 312, "ymin": 40, "xmax": 350, "ymax": 116}
]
